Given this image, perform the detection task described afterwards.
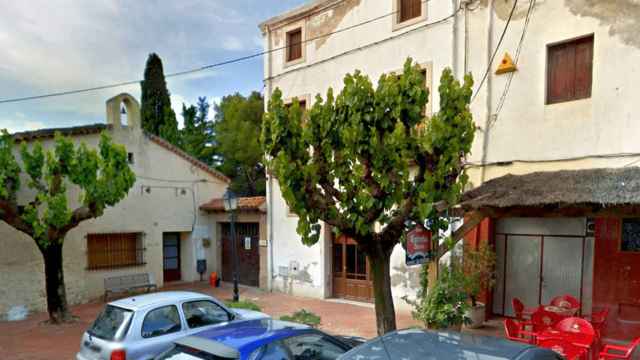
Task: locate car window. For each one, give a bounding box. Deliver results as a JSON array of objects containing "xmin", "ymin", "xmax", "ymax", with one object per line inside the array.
[
  {"xmin": 88, "ymin": 305, "xmax": 133, "ymax": 341},
  {"xmin": 156, "ymin": 344, "xmax": 229, "ymax": 360},
  {"xmin": 251, "ymin": 341, "xmax": 292, "ymax": 360},
  {"xmin": 338, "ymin": 338, "xmax": 388, "ymax": 360},
  {"xmin": 283, "ymin": 333, "xmax": 348, "ymax": 360},
  {"xmin": 142, "ymin": 305, "xmax": 182, "ymax": 338},
  {"xmin": 182, "ymin": 300, "xmax": 230, "ymax": 329}
]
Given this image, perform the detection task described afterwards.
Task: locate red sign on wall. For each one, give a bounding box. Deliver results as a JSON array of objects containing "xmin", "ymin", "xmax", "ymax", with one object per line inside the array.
[{"xmin": 406, "ymin": 225, "xmax": 433, "ymax": 266}]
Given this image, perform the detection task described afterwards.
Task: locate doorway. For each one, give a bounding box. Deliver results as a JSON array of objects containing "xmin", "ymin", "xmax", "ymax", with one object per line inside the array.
[
  {"xmin": 221, "ymin": 222, "xmax": 260, "ymax": 287},
  {"xmin": 163, "ymin": 232, "xmax": 181, "ymax": 282},
  {"xmin": 493, "ymin": 233, "xmax": 585, "ymax": 316},
  {"xmin": 332, "ymin": 235, "xmax": 373, "ymax": 302}
]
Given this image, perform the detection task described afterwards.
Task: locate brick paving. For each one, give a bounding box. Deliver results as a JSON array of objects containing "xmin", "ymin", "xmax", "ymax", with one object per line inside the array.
[{"xmin": 0, "ymin": 281, "xmax": 503, "ymax": 360}]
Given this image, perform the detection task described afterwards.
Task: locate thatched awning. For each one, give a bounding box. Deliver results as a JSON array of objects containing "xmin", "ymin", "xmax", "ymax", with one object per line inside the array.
[
  {"xmin": 460, "ymin": 167, "xmax": 640, "ymax": 212},
  {"xmin": 200, "ymin": 196, "xmax": 266, "ymax": 213}
]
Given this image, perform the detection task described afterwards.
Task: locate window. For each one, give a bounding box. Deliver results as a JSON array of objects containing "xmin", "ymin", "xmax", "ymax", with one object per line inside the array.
[
  {"xmin": 546, "ymin": 35, "xmax": 594, "ymax": 104},
  {"xmin": 621, "ymin": 218, "xmax": 640, "ymax": 252},
  {"xmin": 399, "ymin": 0, "xmax": 422, "ymax": 23},
  {"xmin": 182, "ymin": 300, "xmax": 231, "ymax": 329},
  {"xmin": 87, "ymin": 233, "xmax": 144, "ymax": 270},
  {"xmin": 88, "ymin": 305, "xmax": 133, "ymax": 341},
  {"xmin": 286, "ymin": 28, "xmax": 303, "ymax": 62},
  {"xmin": 251, "ymin": 341, "xmax": 292, "ymax": 360},
  {"xmin": 141, "ymin": 305, "xmax": 182, "ymax": 338},
  {"xmin": 127, "ymin": 152, "xmax": 134, "ymax": 164},
  {"xmin": 282, "ymin": 333, "xmax": 348, "ymax": 360}
]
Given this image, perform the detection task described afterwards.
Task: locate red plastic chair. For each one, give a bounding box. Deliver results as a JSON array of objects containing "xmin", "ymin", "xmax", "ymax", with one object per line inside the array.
[
  {"xmin": 538, "ymin": 338, "xmax": 588, "ymax": 360},
  {"xmin": 512, "ymin": 297, "xmax": 536, "ymax": 321},
  {"xmin": 531, "ymin": 309, "xmax": 563, "ymax": 333},
  {"xmin": 551, "ymin": 295, "xmax": 581, "ymax": 310},
  {"xmin": 599, "ymin": 337, "xmax": 640, "ymax": 360},
  {"xmin": 504, "ymin": 318, "xmax": 536, "ymax": 344},
  {"xmin": 589, "ymin": 308, "xmax": 610, "ymax": 337}
]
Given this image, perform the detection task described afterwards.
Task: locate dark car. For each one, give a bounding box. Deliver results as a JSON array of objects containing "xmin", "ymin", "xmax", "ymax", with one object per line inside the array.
[
  {"xmin": 338, "ymin": 329, "xmax": 564, "ymax": 360},
  {"xmin": 155, "ymin": 318, "xmax": 355, "ymax": 360}
]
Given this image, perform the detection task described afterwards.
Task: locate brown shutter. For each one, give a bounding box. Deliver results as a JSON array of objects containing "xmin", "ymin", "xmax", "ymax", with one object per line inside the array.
[
  {"xmin": 87, "ymin": 233, "xmax": 141, "ymax": 270},
  {"xmin": 574, "ymin": 37, "xmax": 593, "ymax": 99},
  {"xmin": 287, "ymin": 29, "xmax": 302, "ymax": 62},
  {"xmin": 400, "ymin": 0, "xmax": 421, "ymax": 23}
]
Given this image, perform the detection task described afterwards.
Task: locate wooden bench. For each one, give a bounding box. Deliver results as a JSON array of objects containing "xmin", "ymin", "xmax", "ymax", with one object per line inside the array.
[{"xmin": 104, "ymin": 273, "xmax": 157, "ymax": 301}]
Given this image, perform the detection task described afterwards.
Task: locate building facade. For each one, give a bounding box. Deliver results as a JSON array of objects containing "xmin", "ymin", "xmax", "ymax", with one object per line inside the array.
[
  {"xmin": 0, "ymin": 94, "xmax": 233, "ymax": 319},
  {"xmin": 262, "ymin": 0, "xmax": 640, "ymax": 339}
]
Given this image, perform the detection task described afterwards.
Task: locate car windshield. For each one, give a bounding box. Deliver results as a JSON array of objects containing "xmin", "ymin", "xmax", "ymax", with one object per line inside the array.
[
  {"xmin": 155, "ymin": 345, "xmax": 229, "ymax": 360},
  {"xmin": 88, "ymin": 305, "xmax": 133, "ymax": 341}
]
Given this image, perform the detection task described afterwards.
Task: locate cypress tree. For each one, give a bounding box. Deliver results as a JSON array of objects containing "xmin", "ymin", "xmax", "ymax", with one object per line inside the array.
[{"xmin": 140, "ymin": 53, "xmax": 178, "ymax": 142}]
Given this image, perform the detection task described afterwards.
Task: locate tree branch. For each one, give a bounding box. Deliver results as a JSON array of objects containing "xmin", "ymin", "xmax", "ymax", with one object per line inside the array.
[{"xmin": 0, "ymin": 199, "xmax": 34, "ymax": 238}]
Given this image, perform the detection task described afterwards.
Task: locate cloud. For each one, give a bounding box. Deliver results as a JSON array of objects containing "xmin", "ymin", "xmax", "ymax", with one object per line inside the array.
[
  {"xmin": 171, "ymin": 94, "xmax": 189, "ymax": 129},
  {"xmin": 0, "ymin": 113, "xmax": 47, "ymax": 133},
  {"xmin": 221, "ymin": 36, "xmax": 245, "ymax": 51}
]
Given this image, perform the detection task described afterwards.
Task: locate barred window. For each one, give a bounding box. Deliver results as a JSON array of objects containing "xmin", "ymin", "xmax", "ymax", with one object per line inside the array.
[{"xmin": 87, "ymin": 233, "xmax": 145, "ymax": 270}]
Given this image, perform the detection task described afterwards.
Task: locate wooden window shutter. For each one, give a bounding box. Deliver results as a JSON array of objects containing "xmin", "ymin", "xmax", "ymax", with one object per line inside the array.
[
  {"xmin": 547, "ymin": 35, "xmax": 593, "ymax": 104},
  {"xmin": 287, "ymin": 28, "xmax": 302, "ymax": 62},
  {"xmin": 400, "ymin": 0, "xmax": 422, "ymax": 23}
]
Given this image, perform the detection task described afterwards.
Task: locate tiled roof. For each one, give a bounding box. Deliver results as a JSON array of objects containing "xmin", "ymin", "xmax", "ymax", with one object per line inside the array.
[
  {"xmin": 145, "ymin": 133, "xmax": 230, "ymax": 183},
  {"xmin": 12, "ymin": 124, "xmax": 109, "ymax": 141},
  {"xmin": 200, "ymin": 196, "xmax": 266, "ymax": 212},
  {"xmin": 10, "ymin": 124, "xmax": 230, "ymax": 184}
]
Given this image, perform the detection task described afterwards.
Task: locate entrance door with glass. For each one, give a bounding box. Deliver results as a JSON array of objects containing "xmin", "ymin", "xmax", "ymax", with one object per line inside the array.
[
  {"xmin": 332, "ymin": 235, "xmax": 373, "ymax": 302},
  {"xmin": 163, "ymin": 232, "xmax": 181, "ymax": 282}
]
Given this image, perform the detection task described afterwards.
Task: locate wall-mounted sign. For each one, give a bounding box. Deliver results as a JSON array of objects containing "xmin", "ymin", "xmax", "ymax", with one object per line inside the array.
[
  {"xmin": 406, "ymin": 225, "xmax": 433, "ymax": 266},
  {"xmin": 244, "ymin": 236, "xmax": 252, "ymax": 250}
]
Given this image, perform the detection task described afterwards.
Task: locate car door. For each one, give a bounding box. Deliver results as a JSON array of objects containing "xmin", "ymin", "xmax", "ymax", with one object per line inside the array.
[
  {"xmin": 127, "ymin": 305, "xmax": 185, "ymax": 360},
  {"xmin": 180, "ymin": 299, "xmax": 234, "ymax": 335}
]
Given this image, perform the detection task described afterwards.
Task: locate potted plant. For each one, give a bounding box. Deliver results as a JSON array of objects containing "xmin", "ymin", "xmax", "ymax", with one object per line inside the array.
[
  {"xmin": 408, "ymin": 264, "xmax": 470, "ymax": 331},
  {"xmin": 462, "ymin": 242, "xmax": 496, "ymax": 329}
]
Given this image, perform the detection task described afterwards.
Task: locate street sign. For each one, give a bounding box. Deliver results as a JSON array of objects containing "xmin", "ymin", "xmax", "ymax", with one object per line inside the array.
[{"xmin": 406, "ymin": 225, "xmax": 433, "ymax": 266}]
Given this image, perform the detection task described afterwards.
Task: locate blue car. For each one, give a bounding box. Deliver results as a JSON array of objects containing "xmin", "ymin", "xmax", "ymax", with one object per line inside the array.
[{"xmin": 154, "ymin": 318, "xmax": 354, "ymax": 360}]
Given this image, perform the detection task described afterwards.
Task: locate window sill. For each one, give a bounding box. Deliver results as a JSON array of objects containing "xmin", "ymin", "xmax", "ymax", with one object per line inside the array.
[
  {"xmin": 392, "ymin": 15, "xmax": 427, "ymax": 32},
  {"xmin": 284, "ymin": 57, "xmax": 306, "ymax": 68},
  {"xmin": 545, "ymin": 96, "xmax": 591, "ymax": 106}
]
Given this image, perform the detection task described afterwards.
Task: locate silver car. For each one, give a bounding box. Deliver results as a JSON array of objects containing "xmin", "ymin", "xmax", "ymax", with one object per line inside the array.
[{"xmin": 76, "ymin": 291, "xmax": 268, "ymax": 360}]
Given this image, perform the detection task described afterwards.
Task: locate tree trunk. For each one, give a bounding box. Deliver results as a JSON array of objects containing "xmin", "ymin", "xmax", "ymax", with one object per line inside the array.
[
  {"xmin": 367, "ymin": 242, "xmax": 396, "ymax": 336},
  {"xmin": 42, "ymin": 243, "xmax": 72, "ymax": 323}
]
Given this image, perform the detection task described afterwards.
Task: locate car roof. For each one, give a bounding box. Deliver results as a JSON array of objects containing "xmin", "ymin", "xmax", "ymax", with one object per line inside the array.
[
  {"xmin": 109, "ymin": 291, "xmax": 212, "ymax": 311},
  {"xmin": 339, "ymin": 329, "xmax": 547, "ymax": 360},
  {"xmin": 180, "ymin": 319, "xmax": 312, "ymax": 356}
]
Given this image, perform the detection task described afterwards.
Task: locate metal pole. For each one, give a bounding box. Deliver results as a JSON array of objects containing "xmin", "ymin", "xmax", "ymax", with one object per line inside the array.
[{"xmin": 230, "ymin": 211, "xmax": 239, "ymax": 302}]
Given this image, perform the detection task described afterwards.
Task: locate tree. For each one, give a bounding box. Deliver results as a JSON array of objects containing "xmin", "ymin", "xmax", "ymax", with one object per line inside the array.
[
  {"xmin": 140, "ymin": 53, "xmax": 179, "ymax": 143},
  {"xmin": 0, "ymin": 131, "xmax": 136, "ymax": 323},
  {"xmin": 261, "ymin": 59, "xmax": 475, "ymax": 335},
  {"xmin": 180, "ymin": 97, "xmax": 215, "ymax": 164},
  {"xmin": 214, "ymin": 91, "xmax": 266, "ymax": 196}
]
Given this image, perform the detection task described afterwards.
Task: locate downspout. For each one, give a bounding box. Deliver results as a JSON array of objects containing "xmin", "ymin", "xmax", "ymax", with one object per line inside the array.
[
  {"xmin": 265, "ymin": 25, "xmax": 275, "ymax": 292},
  {"xmin": 480, "ymin": 0, "xmax": 494, "ymax": 184},
  {"xmin": 451, "ymin": 0, "xmax": 459, "ymax": 77},
  {"xmin": 464, "ymin": 1, "xmax": 469, "ymax": 74}
]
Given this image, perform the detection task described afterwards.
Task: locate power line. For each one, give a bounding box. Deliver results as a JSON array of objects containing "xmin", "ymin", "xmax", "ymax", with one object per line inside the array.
[
  {"xmin": 0, "ymin": 0, "xmax": 437, "ymax": 105},
  {"xmin": 471, "ymin": 0, "xmax": 519, "ymax": 103},
  {"xmin": 491, "ymin": 0, "xmax": 535, "ymax": 126}
]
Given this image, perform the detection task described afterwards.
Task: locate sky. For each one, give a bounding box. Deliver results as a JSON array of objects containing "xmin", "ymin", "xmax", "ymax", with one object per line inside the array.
[{"xmin": 0, "ymin": 0, "xmax": 308, "ymax": 133}]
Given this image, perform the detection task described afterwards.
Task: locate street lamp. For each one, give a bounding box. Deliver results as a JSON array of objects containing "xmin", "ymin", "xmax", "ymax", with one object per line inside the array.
[{"xmin": 223, "ymin": 190, "xmax": 239, "ymax": 302}]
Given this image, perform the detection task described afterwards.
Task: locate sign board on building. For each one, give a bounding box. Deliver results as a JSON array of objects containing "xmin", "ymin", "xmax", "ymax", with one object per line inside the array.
[
  {"xmin": 244, "ymin": 236, "xmax": 252, "ymax": 250},
  {"xmin": 406, "ymin": 225, "xmax": 433, "ymax": 266}
]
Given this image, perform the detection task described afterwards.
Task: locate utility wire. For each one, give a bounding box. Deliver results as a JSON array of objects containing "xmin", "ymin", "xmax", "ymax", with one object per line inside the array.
[
  {"xmin": 471, "ymin": 0, "xmax": 519, "ymax": 103},
  {"xmin": 490, "ymin": 0, "xmax": 535, "ymax": 126},
  {"xmin": 0, "ymin": 0, "xmax": 437, "ymax": 105}
]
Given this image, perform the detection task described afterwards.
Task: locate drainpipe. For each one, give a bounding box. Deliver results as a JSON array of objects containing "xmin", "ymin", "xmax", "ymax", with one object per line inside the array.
[
  {"xmin": 265, "ymin": 25, "xmax": 275, "ymax": 293},
  {"xmin": 451, "ymin": 0, "xmax": 459, "ymax": 77},
  {"xmin": 464, "ymin": 1, "xmax": 469, "ymax": 75},
  {"xmin": 480, "ymin": 0, "xmax": 495, "ymax": 184}
]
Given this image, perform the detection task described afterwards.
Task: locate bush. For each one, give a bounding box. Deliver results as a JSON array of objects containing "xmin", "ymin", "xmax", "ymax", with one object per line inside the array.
[
  {"xmin": 225, "ymin": 300, "xmax": 262, "ymax": 312},
  {"xmin": 407, "ymin": 265, "xmax": 469, "ymax": 330},
  {"xmin": 280, "ymin": 309, "xmax": 321, "ymax": 328}
]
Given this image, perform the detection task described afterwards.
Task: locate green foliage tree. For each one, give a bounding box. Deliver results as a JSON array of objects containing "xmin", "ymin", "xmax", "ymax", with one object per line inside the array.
[
  {"xmin": 261, "ymin": 59, "xmax": 475, "ymax": 335},
  {"xmin": 215, "ymin": 91, "xmax": 266, "ymax": 196},
  {"xmin": 141, "ymin": 53, "xmax": 179, "ymax": 144},
  {"xmin": 180, "ymin": 97, "xmax": 215, "ymax": 164},
  {"xmin": 0, "ymin": 131, "xmax": 136, "ymax": 323}
]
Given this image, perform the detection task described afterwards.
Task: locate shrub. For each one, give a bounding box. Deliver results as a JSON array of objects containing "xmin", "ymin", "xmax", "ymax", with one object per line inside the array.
[
  {"xmin": 225, "ymin": 300, "xmax": 262, "ymax": 312},
  {"xmin": 462, "ymin": 243, "xmax": 496, "ymax": 307},
  {"xmin": 280, "ymin": 309, "xmax": 321, "ymax": 328}
]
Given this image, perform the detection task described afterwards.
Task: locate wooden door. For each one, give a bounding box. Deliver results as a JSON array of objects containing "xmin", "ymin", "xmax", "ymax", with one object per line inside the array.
[
  {"xmin": 163, "ymin": 233, "xmax": 181, "ymax": 282},
  {"xmin": 332, "ymin": 235, "xmax": 373, "ymax": 302},
  {"xmin": 221, "ymin": 222, "xmax": 260, "ymax": 287}
]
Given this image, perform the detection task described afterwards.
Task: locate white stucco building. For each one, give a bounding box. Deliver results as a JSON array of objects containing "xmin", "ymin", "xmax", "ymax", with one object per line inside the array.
[
  {"xmin": 0, "ymin": 94, "xmax": 270, "ymax": 320},
  {"xmin": 261, "ymin": 1, "xmax": 640, "ymax": 339}
]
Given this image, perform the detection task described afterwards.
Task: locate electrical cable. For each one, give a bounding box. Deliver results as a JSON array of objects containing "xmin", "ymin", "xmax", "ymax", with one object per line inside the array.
[
  {"xmin": 0, "ymin": 0, "xmax": 439, "ymax": 105},
  {"xmin": 490, "ymin": 0, "xmax": 535, "ymax": 127},
  {"xmin": 470, "ymin": 0, "xmax": 519, "ymax": 103}
]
